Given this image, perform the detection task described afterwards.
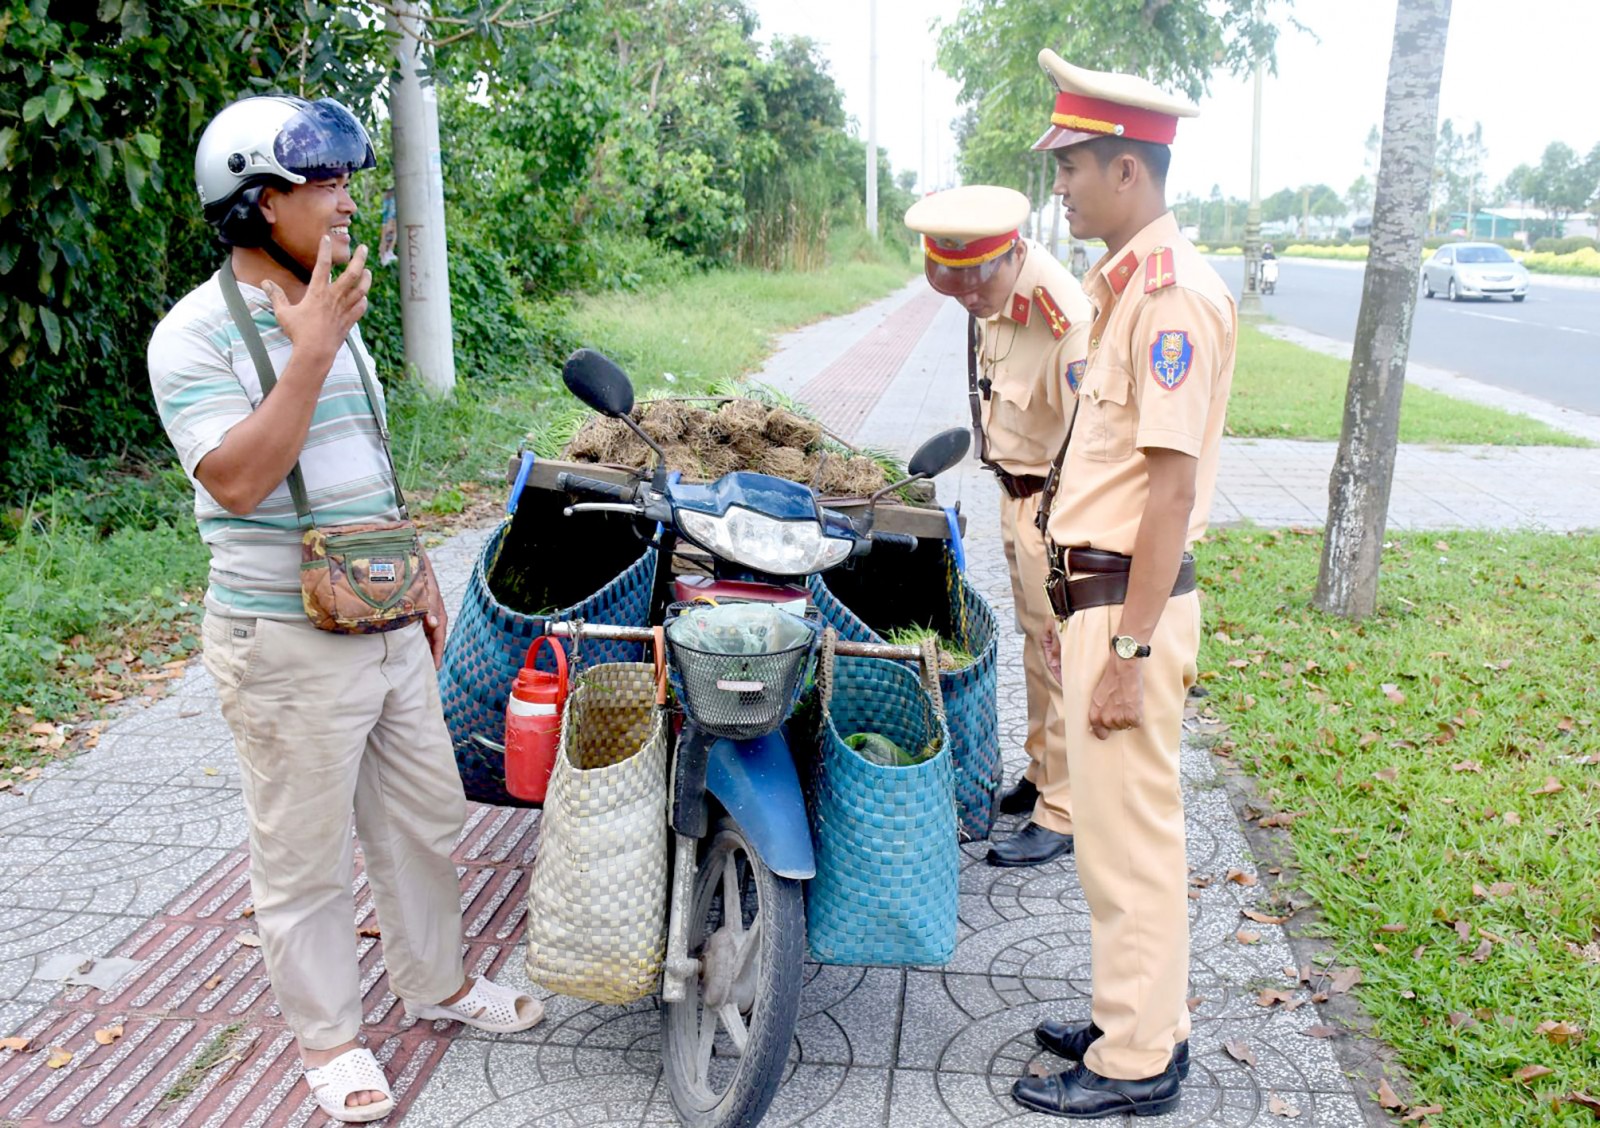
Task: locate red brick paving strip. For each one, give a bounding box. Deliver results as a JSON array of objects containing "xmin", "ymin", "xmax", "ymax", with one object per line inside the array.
[
  {"xmin": 0, "ymin": 803, "xmax": 539, "ymax": 1125},
  {"xmin": 796, "ymin": 289, "xmax": 944, "ymax": 440}
]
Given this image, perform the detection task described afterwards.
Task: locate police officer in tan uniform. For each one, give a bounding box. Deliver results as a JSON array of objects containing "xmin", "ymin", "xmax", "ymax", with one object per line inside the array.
[
  {"xmin": 903, "ymin": 186, "xmax": 1092, "ymax": 867},
  {"xmin": 1009, "ymin": 54, "xmax": 1236, "ymax": 1119}
]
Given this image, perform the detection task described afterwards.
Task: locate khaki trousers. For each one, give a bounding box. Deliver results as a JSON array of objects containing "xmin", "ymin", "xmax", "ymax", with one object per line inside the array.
[
  {"xmin": 997, "ymin": 491, "xmax": 1071, "ymax": 832},
  {"xmin": 1054, "ymin": 590, "xmax": 1199, "ymax": 1080},
  {"xmin": 202, "ymin": 614, "xmax": 467, "ymax": 1050}
]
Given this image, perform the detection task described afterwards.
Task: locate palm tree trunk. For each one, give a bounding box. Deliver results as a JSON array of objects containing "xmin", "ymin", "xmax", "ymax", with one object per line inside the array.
[{"xmin": 1314, "ymin": 0, "xmax": 1454, "ymax": 618}]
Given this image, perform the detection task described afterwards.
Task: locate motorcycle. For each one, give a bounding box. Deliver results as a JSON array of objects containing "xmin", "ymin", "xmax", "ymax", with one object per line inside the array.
[
  {"xmin": 540, "ymin": 349, "xmax": 967, "ymax": 1128},
  {"xmin": 1258, "ymin": 257, "xmax": 1279, "ymax": 295}
]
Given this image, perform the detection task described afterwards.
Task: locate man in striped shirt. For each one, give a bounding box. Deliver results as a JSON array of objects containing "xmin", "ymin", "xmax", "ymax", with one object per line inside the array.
[{"xmin": 149, "ymin": 96, "xmax": 539, "ymax": 1123}]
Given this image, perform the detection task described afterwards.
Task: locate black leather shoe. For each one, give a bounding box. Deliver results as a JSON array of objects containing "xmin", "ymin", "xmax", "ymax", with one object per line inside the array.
[
  {"xmin": 1035, "ymin": 1020, "xmax": 1190, "ymax": 1081},
  {"xmin": 1012, "ymin": 1060, "xmax": 1182, "ymax": 1119},
  {"xmin": 998, "ymin": 775, "xmax": 1040, "ymax": 816},
  {"xmin": 985, "ymin": 822, "xmax": 1074, "ymax": 867}
]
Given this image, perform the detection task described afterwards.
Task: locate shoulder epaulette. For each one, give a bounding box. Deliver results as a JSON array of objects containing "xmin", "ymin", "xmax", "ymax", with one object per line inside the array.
[
  {"xmin": 1032, "ymin": 285, "xmax": 1069, "ymax": 340},
  {"xmin": 1108, "ymin": 250, "xmax": 1139, "ymax": 295},
  {"xmin": 1143, "ymin": 245, "xmax": 1177, "ymax": 294}
]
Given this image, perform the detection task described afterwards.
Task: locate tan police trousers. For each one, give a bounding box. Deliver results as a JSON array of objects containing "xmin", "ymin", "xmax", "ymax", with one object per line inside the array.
[
  {"xmin": 202, "ymin": 613, "xmax": 467, "ymax": 1050},
  {"xmin": 998, "ymin": 491, "xmax": 1071, "ymax": 832},
  {"xmin": 1055, "ymin": 589, "xmax": 1199, "ymax": 1080}
]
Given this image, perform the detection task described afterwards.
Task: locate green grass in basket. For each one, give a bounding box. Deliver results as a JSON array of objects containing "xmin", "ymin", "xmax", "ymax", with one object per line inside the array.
[{"xmin": 886, "ymin": 625, "xmax": 975, "ymax": 670}]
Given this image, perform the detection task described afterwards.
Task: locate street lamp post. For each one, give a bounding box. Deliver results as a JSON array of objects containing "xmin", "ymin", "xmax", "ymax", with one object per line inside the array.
[{"xmin": 1240, "ymin": 61, "xmax": 1264, "ymax": 317}]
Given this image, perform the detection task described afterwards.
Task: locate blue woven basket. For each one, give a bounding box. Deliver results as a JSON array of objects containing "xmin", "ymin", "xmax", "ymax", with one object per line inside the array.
[
  {"xmin": 806, "ymin": 647, "xmax": 958, "ymax": 967},
  {"xmin": 438, "ymin": 520, "xmax": 657, "ymax": 806},
  {"xmin": 809, "ymin": 545, "xmax": 1001, "ymax": 840}
]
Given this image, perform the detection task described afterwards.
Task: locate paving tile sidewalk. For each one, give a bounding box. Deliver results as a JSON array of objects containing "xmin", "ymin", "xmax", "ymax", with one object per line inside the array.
[{"xmin": 11, "ymin": 272, "xmax": 1595, "ymax": 1126}]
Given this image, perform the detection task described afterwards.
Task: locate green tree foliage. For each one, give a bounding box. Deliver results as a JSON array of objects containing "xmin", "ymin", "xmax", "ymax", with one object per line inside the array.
[
  {"xmin": 0, "ymin": 0, "xmax": 899, "ymax": 503},
  {"xmin": 935, "ymin": 0, "xmax": 1290, "ymax": 192},
  {"xmin": 0, "ymin": 1, "xmax": 386, "ymax": 500}
]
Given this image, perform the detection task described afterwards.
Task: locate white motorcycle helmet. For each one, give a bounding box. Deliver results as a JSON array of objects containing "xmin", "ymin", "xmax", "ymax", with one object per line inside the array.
[{"xmin": 195, "ymin": 95, "xmax": 376, "ymax": 277}]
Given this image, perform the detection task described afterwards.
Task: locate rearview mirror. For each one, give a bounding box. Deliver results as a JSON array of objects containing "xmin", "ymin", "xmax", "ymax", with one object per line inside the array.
[
  {"xmin": 563, "ymin": 348, "xmax": 635, "ymax": 418},
  {"xmin": 907, "ymin": 428, "xmax": 970, "ymax": 480}
]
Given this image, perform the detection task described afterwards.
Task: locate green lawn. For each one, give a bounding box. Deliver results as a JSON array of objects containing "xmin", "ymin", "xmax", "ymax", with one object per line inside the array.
[
  {"xmin": 1227, "ymin": 324, "xmax": 1589, "ymax": 447},
  {"xmin": 0, "ymin": 244, "xmax": 916, "ymax": 774},
  {"xmin": 1194, "ymin": 528, "xmax": 1600, "ymax": 1125}
]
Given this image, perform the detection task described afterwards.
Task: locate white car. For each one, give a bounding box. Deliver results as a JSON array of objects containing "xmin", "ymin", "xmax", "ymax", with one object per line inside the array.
[{"xmin": 1421, "ymin": 243, "xmax": 1529, "ymax": 302}]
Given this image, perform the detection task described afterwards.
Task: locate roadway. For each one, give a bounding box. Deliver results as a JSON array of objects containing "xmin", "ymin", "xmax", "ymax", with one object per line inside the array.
[{"xmin": 1211, "ymin": 257, "xmax": 1600, "ymax": 416}]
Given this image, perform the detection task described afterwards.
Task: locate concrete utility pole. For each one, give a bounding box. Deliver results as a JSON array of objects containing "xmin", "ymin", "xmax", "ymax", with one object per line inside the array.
[
  {"xmin": 1240, "ymin": 61, "xmax": 1264, "ymax": 317},
  {"xmin": 865, "ymin": 0, "xmax": 878, "ymax": 239},
  {"xmin": 387, "ymin": 0, "xmax": 455, "ymax": 394}
]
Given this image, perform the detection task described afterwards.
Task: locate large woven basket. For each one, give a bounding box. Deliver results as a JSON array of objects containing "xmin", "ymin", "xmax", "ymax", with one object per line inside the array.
[
  {"xmin": 524, "ymin": 662, "xmax": 669, "ymax": 1003},
  {"xmin": 810, "ymin": 541, "xmax": 1000, "ymax": 840},
  {"xmin": 438, "ymin": 519, "xmax": 657, "ymax": 806},
  {"xmin": 806, "ymin": 632, "xmax": 958, "ymax": 967}
]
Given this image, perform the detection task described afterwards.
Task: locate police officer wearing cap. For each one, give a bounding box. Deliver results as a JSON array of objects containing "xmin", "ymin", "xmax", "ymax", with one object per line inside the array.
[
  {"xmin": 903, "ymin": 186, "xmax": 1092, "ymax": 868},
  {"xmin": 1008, "ymin": 53, "xmax": 1236, "ymax": 1119}
]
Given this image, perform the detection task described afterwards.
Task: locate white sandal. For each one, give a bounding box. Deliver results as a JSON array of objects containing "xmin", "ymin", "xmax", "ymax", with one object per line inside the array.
[
  {"xmin": 405, "ymin": 976, "xmax": 544, "ymax": 1033},
  {"xmin": 301, "ymin": 1047, "xmax": 395, "ymax": 1123}
]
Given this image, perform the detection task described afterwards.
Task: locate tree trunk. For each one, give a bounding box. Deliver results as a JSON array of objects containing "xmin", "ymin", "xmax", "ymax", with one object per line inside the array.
[{"xmin": 1314, "ymin": 0, "xmax": 1453, "ymax": 618}]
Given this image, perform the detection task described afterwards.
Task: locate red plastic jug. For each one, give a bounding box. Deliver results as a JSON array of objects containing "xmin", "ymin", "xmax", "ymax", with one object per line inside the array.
[{"xmin": 504, "ymin": 635, "xmax": 569, "ymax": 802}]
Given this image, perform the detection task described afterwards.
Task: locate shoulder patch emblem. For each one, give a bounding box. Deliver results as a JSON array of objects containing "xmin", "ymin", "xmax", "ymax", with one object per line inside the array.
[
  {"xmin": 1107, "ymin": 250, "xmax": 1140, "ymax": 295},
  {"xmin": 1065, "ymin": 359, "xmax": 1086, "ymax": 393},
  {"xmin": 1149, "ymin": 329, "xmax": 1193, "ymax": 390},
  {"xmin": 1144, "ymin": 246, "xmax": 1177, "ymax": 294},
  {"xmin": 1033, "ymin": 286, "xmax": 1068, "ymax": 340}
]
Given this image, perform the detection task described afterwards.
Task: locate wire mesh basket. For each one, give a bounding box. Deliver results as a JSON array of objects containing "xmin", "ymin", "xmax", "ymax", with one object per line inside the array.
[{"xmin": 664, "ymin": 601, "xmax": 818, "ymax": 741}]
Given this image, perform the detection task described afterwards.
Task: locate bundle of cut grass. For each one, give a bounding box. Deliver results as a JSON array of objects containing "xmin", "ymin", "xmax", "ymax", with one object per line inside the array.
[{"xmin": 886, "ymin": 625, "xmax": 976, "ymax": 672}]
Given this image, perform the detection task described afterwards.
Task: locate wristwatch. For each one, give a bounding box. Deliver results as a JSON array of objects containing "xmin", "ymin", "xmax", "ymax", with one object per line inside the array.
[{"xmin": 1111, "ymin": 635, "xmax": 1151, "ymax": 660}]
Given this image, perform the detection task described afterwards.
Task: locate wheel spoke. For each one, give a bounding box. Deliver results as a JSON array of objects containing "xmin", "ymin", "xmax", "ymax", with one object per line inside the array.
[
  {"xmin": 721, "ymin": 852, "xmax": 742, "ymax": 927},
  {"xmin": 718, "ymin": 1003, "xmax": 750, "ymax": 1054},
  {"xmin": 733, "ymin": 913, "xmax": 762, "ymax": 977},
  {"xmin": 695, "ymin": 998, "xmax": 718, "ymax": 1079}
]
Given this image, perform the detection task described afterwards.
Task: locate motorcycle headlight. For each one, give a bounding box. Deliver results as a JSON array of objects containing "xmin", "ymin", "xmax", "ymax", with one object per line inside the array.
[{"xmin": 678, "ymin": 507, "xmax": 853, "ymax": 575}]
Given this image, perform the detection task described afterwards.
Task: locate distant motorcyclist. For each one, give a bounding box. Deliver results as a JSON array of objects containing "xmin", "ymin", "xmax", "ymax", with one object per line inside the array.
[{"xmin": 1260, "ymin": 242, "xmax": 1276, "ymax": 260}]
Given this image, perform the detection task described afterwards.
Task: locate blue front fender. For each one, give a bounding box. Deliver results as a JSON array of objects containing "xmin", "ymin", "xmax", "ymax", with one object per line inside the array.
[{"xmin": 704, "ymin": 729, "xmax": 815, "ymax": 879}]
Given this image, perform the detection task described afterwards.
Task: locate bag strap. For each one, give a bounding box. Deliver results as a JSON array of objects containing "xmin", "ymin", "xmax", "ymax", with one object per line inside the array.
[
  {"xmin": 217, "ymin": 259, "xmax": 410, "ymax": 525},
  {"xmin": 916, "ymin": 636, "xmax": 945, "ymax": 721},
  {"xmin": 1033, "ymin": 397, "xmax": 1081, "ymax": 551},
  {"xmin": 818, "ymin": 627, "xmax": 837, "ymax": 710},
  {"xmin": 965, "ymin": 313, "xmax": 1000, "ymax": 475}
]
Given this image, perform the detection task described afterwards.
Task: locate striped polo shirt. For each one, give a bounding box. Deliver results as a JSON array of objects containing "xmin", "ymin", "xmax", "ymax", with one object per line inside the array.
[{"xmin": 148, "ymin": 268, "xmax": 402, "ymax": 620}]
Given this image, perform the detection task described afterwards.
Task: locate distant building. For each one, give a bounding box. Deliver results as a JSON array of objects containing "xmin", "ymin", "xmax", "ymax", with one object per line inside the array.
[{"xmin": 1445, "ymin": 206, "xmax": 1570, "ymax": 245}]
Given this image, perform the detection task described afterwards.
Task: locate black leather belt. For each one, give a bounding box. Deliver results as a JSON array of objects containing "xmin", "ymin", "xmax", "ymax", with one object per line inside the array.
[
  {"xmin": 1044, "ymin": 549, "xmax": 1197, "ymax": 619},
  {"xmin": 993, "ymin": 469, "xmax": 1047, "ymax": 499}
]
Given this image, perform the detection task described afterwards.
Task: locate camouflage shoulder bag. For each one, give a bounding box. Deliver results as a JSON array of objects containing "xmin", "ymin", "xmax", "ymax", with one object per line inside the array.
[{"xmin": 220, "ymin": 260, "xmax": 430, "ymax": 634}]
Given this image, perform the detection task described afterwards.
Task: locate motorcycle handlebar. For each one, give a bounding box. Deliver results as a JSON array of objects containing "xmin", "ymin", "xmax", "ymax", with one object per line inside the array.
[
  {"xmin": 870, "ymin": 531, "xmax": 918, "ymax": 551},
  {"xmin": 555, "ymin": 471, "xmax": 633, "ymax": 503}
]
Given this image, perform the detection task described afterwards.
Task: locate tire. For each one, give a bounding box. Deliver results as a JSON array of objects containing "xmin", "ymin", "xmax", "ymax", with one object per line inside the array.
[
  {"xmin": 1512, "ymin": 294, "xmax": 1526, "ymax": 302},
  {"xmin": 1422, "ymin": 276, "xmax": 1434, "ymax": 298},
  {"xmin": 663, "ymin": 818, "xmax": 805, "ymax": 1128},
  {"xmin": 1447, "ymin": 278, "xmax": 1459, "ymax": 302}
]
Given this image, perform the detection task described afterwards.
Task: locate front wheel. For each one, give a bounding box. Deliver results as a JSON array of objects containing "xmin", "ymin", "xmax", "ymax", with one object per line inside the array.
[
  {"xmin": 663, "ymin": 819, "xmax": 804, "ymax": 1128},
  {"xmin": 1447, "ymin": 278, "xmax": 1459, "ymax": 302},
  {"xmin": 1512, "ymin": 294, "xmax": 1527, "ymax": 302}
]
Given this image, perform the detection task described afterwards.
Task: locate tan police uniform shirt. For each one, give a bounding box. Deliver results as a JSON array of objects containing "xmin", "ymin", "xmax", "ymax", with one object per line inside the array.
[
  {"xmin": 1045, "ymin": 213, "xmax": 1235, "ymax": 553},
  {"xmin": 976, "ymin": 240, "xmax": 1093, "ymax": 475}
]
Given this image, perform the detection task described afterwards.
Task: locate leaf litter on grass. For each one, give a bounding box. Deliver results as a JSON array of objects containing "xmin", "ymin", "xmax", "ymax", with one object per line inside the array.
[{"xmin": 1194, "ymin": 528, "xmax": 1600, "ymax": 1126}]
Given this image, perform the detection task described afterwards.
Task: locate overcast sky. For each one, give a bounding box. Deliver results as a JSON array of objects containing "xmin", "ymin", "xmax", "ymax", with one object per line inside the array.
[{"xmin": 744, "ymin": 0, "xmax": 1600, "ymax": 203}]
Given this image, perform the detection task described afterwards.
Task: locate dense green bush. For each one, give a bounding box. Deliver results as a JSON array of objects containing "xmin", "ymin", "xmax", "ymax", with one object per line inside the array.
[
  {"xmin": 0, "ymin": 1, "xmax": 903, "ymax": 508},
  {"xmin": 1532, "ymin": 235, "xmax": 1598, "ymax": 255}
]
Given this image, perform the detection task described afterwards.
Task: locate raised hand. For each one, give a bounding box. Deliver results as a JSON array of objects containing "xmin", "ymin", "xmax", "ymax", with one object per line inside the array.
[{"xmin": 262, "ymin": 236, "xmax": 372, "ymax": 362}]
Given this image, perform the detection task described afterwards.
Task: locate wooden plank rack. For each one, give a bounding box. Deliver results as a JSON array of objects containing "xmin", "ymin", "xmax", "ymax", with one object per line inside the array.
[{"xmin": 506, "ymin": 455, "xmax": 963, "ymax": 540}]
